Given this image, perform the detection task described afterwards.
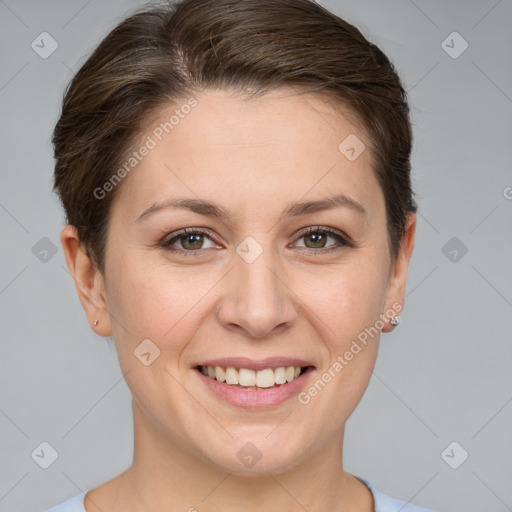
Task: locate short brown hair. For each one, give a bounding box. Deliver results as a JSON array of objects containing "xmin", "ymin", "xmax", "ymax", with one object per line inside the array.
[{"xmin": 53, "ymin": 0, "xmax": 417, "ymax": 273}]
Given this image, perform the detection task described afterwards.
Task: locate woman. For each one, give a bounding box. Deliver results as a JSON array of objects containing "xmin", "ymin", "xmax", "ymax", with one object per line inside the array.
[{"xmin": 44, "ymin": 0, "xmax": 435, "ymax": 510}]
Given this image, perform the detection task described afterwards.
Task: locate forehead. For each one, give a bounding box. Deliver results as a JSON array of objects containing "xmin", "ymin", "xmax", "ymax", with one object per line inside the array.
[{"xmin": 112, "ymin": 87, "xmax": 383, "ymax": 223}]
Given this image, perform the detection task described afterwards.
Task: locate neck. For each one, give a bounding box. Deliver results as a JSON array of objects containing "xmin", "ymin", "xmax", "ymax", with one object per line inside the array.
[{"xmin": 86, "ymin": 400, "xmax": 373, "ymax": 512}]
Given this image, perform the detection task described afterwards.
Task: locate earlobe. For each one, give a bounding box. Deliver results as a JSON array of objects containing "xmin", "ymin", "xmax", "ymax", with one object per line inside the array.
[
  {"xmin": 382, "ymin": 213, "xmax": 417, "ymax": 333},
  {"xmin": 60, "ymin": 225, "xmax": 113, "ymax": 336}
]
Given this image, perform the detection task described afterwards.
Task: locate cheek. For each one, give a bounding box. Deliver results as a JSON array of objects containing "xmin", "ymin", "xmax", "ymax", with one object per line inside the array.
[
  {"xmin": 105, "ymin": 261, "xmax": 203, "ymax": 409},
  {"xmin": 106, "ymin": 257, "xmax": 220, "ymax": 352},
  {"xmin": 300, "ymin": 258, "xmax": 388, "ymax": 344},
  {"xmin": 297, "ymin": 259, "xmax": 387, "ymax": 407},
  {"xmin": 296, "ymin": 267, "xmax": 384, "ymax": 422}
]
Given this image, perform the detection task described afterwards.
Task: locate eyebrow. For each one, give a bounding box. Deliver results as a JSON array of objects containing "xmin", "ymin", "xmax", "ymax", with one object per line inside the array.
[{"xmin": 135, "ymin": 193, "xmax": 367, "ymax": 223}]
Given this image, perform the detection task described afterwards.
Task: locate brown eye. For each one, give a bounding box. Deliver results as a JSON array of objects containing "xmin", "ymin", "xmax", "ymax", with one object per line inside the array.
[
  {"xmin": 179, "ymin": 233, "xmax": 205, "ymax": 250},
  {"xmin": 293, "ymin": 226, "xmax": 352, "ymax": 253},
  {"xmin": 303, "ymin": 231, "xmax": 328, "ymax": 248},
  {"xmin": 162, "ymin": 229, "xmax": 218, "ymax": 252}
]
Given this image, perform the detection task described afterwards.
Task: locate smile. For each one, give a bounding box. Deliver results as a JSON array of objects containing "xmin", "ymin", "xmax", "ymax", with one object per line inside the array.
[
  {"xmin": 198, "ymin": 364, "xmax": 308, "ymax": 389},
  {"xmin": 193, "ymin": 359, "xmax": 316, "ymax": 409}
]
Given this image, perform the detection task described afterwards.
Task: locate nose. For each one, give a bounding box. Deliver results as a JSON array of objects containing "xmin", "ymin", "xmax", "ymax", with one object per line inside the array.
[{"xmin": 215, "ymin": 244, "xmax": 298, "ymax": 339}]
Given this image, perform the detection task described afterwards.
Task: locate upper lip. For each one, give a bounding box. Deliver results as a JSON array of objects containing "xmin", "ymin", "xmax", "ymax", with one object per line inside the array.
[{"xmin": 195, "ymin": 357, "xmax": 315, "ymax": 372}]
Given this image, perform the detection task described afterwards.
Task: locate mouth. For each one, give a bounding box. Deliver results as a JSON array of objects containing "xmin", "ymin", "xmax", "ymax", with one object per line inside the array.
[
  {"xmin": 196, "ymin": 364, "xmax": 312, "ymax": 389},
  {"xmin": 192, "ymin": 358, "xmax": 316, "ymax": 409}
]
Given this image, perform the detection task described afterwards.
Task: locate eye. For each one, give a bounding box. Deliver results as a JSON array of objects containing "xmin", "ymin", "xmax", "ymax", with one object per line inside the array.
[
  {"xmin": 160, "ymin": 226, "xmax": 353, "ymax": 256},
  {"xmin": 161, "ymin": 228, "xmax": 219, "ymax": 253},
  {"xmin": 292, "ymin": 226, "xmax": 352, "ymax": 252}
]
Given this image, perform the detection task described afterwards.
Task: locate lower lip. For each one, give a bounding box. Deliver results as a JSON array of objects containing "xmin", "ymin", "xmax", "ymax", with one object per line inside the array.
[{"xmin": 194, "ymin": 367, "xmax": 315, "ymax": 409}]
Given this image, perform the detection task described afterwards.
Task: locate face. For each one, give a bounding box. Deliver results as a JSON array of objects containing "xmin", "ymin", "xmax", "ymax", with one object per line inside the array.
[{"xmin": 65, "ymin": 88, "xmax": 415, "ymax": 475}]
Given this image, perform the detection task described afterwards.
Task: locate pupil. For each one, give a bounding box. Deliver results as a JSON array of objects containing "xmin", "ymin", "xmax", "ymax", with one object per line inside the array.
[
  {"xmin": 308, "ymin": 232, "xmax": 325, "ymax": 248},
  {"xmin": 184, "ymin": 234, "xmax": 202, "ymax": 249}
]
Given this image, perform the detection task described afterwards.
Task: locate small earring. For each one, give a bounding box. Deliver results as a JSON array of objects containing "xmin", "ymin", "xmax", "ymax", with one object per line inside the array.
[
  {"xmin": 390, "ymin": 316, "xmax": 400, "ymax": 327},
  {"xmin": 93, "ymin": 320, "xmax": 99, "ymax": 327}
]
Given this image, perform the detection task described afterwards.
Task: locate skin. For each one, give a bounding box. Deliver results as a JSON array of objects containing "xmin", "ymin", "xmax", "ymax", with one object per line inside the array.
[{"xmin": 61, "ymin": 87, "xmax": 416, "ymax": 512}]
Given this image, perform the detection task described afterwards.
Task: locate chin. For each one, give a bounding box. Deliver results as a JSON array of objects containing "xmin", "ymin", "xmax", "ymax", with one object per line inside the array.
[{"xmin": 196, "ymin": 431, "xmax": 309, "ymax": 476}]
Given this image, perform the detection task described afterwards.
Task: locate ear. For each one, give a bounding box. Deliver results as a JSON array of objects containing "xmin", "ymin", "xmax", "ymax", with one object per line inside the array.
[
  {"xmin": 381, "ymin": 213, "xmax": 416, "ymax": 333},
  {"xmin": 60, "ymin": 225, "xmax": 113, "ymax": 336}
]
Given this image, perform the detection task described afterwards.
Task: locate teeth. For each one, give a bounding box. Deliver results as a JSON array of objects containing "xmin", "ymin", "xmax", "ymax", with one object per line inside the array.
[
  {"xmin": 225, "ymin": 367, "xmax": 239, "ymax": 385},
  {"xmin": 275, "ymin": 367, "xmax": 287, "ymax": 384},
  {"xmin": 256, "ymin": 368, "xmax": 274, "ymax": 388},
  {"xmin": 199, "ymin": 365, "xmax": 306, "ymax": 388},
  {"xmin": 239, "ymin": 368, "xmax": 256, "ymax": 386},
  {"xmin": 214, "ymin": 366, "xmax": 226, "ymax": 383}
]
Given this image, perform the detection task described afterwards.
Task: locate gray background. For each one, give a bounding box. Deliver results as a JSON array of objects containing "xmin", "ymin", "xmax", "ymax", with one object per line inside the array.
[{"xmin": 1, "ymin": 0, "xmax": 511, "ymax": 511}]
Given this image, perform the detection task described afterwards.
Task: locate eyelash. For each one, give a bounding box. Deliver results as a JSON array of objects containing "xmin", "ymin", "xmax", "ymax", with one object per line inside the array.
[{"xmin": 160, "ymin": 226, "xmax": 354, "ymax": 256}]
